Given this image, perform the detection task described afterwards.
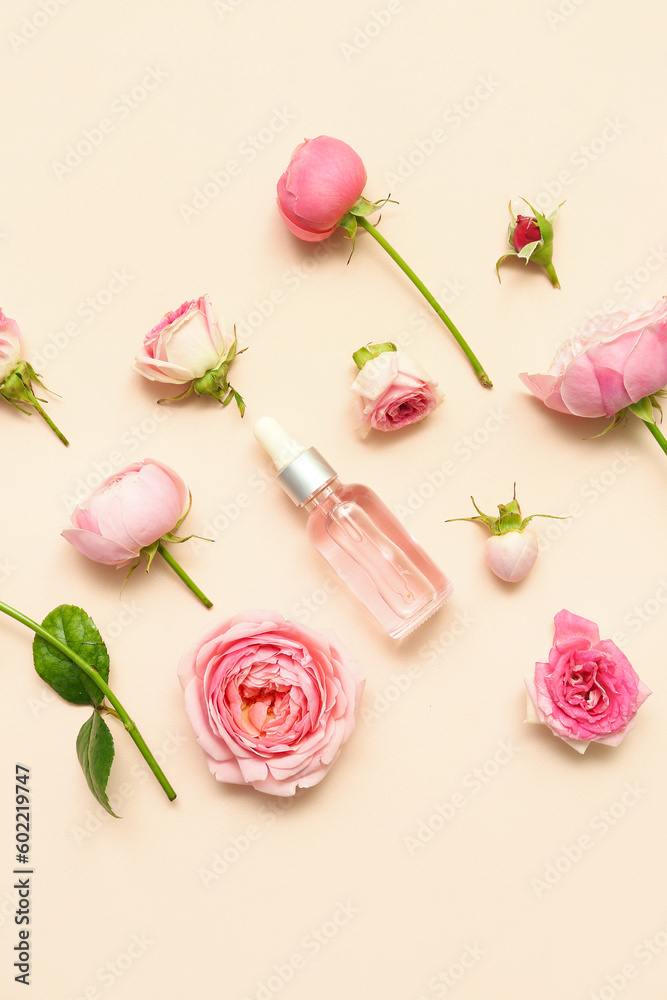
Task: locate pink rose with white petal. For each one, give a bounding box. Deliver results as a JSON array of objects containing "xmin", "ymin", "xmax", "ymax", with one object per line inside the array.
[
  {"xmin": 134, "ymin": 295, "xmax": 245, "ymax": 413},
  {"xmin": 178, "ymin": 610, "xmax": 365, "ymax": 796},
  {"xmin": 351, "ymin": 343, "xmax": 442, "ymax": 438},
  {"xmin": 0, "ymin": 308, "xmax": 68, "ymax": 445},
  {"xmin": 521, "ymin": 302, "xmax": 667, "ymax": 419},
  {"xmin": 277, "ymin": 136, "xmax": 367, "ymax": 242},
  {"xmin": 525, "ymin": 610, "xmax": 651, "ymax": 753},
  {"xmin": 62, "ymin": 458, "xmax": 212, "ymax": 607}
]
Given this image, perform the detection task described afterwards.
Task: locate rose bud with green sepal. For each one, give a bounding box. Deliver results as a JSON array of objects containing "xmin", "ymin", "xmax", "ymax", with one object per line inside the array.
[
  {"xmin": 446, "ymin": 486, "xmax": 566, "ymax": 583},
  {"xmin": 496, "ymin": 199, "xmax": 562, "ymax": 289}
]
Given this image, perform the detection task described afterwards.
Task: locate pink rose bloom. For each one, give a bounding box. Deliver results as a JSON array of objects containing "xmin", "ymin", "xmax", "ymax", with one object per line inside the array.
[
  {"xmin": 0, "ymin": 308, "xmax": 22, "ymax": 383},
  {"xmin": 178, "ymin": 610, "xmax": 365, "ymax": 796},
  {"xmin": 277, "ymin": 136, "xmax": 367, "ymax": 242},
  {"xmin": 62, "ymin": 458, "xmax": 190, "ymax": 567},
  {"xmin": 133, "ymin": 295, "xmax": 232, "ymax": 385},
  {"xmin": 525, "ymin": 610, "xmax": 651, "ymax": 753},
  {"xmin": 351, "ymin": 349, "xmax": 443, "ymax": 437},
  {"xmin": 520, "ymin": 301, "xmax": 667, "ymax": 417}
]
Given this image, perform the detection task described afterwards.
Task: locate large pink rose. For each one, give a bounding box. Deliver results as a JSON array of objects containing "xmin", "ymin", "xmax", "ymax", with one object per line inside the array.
[
  {"xmin": 520, "ymin": 301, "xmax": 667, "ymax": 417},
  {"xmin": 62, "ymin": 458, "xmax": 190, "ymax": 567},
  {"xmin": 351, "ymin": 349, "xmax": 443, "ymax": 437},
  {"xmin": 133, "ymin": 295, "xmax": 231, "ymax": 385},
  {"xmin": 178, "ymin": 611, "xmax": 365, "ymax": 796},
  {"xmin": 0, "ymin": 308, "xmax": 22, "ymax": 383},
  {"xmin": 525, "ymin": 610, "xmax": 651, "ymax": 753},
  {"xmin": 277, "ymin": 136, "xmax": 367, "ymax": 242}
]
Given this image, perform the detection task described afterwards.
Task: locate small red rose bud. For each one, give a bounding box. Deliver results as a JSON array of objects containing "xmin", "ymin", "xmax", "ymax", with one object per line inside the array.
[{"xmin": 511, "ymin": 215, "xmax": 542, "ymax": 252}]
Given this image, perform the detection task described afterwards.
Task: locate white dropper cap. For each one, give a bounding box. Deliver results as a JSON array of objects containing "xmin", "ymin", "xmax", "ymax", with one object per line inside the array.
[
  {"xmin": 253, "ymin": 416, "xmax": 305, "ymax": 471},
  {"xmin": 253, "ymin": 417, "xmax": 337, "ymax": 505}
]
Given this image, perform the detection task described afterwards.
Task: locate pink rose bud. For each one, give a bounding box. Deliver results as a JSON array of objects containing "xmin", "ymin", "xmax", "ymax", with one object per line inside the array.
[
  {"xmin": 446, "ymin": 487, "xmax": 565, "ymax": 583},
  {"xmin": 521, "ymin": 301, "xmax": 667, "ymax": 420},
  {"xmin": 277, "ymin": 136, "xmax": 367, "ymax": 242},
  {"xmin": 178, "ymin": 610, "xmax": 365, "ymax": 795},
  {"xmin": 62, "ymin": 458, "xmax": 212, "ymax": 607},
  {"xmin": 0, "ymin": 308, "xmax": 69, "ymax": 445},
  {"xmin": 133, "ymin": 295, "xmax": 245, "ymax": 414},
  {"xmin": 525, "ymin": 610, "xmax": 651, "ymax": 753},
  {"xmin": 351, "ymin": 343, "xmax": 443, "ymax": 438},
  {"xmin": 496, "ymin": 199, "xmax": 561, "ymax": 288}
]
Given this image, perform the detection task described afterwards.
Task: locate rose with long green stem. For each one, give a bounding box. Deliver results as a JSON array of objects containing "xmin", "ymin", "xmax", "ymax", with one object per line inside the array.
[
  {"xmin": 0, "ymin": 600, "xmax": 176, "ymax": 814},
  {"xmin": 276, "ymin": 135, "xmax": 492, "ymax": 388}
]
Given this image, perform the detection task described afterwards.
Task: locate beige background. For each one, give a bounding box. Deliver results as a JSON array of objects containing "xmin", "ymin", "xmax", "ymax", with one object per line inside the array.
[{"xmin": 2, "ymin": 1, "xmax": 667, "ymax": 998}]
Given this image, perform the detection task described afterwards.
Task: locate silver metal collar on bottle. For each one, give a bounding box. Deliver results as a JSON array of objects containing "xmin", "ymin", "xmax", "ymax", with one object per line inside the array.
[{"xmin": 276, "ymin": 448, "xmax": 337, "ymax": 505}]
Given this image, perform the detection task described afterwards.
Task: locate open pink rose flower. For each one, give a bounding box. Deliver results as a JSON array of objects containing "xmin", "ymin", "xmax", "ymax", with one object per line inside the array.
[
  {"xmin": 0, "ymin": 308, "xmax": 21, "ymax": 381},
  {"xmin": 63, "ymin": 459, "xmax": 212, "ymax": 607},
  {"xmin": 178, "ymin": 610, "xmax": 365, "ymax": 795},
  {"xmin": 351, "ymin": 346, "xmax": 442, "ymax": 438},
  {"xmin": 133, "ymin": 295, "xmax": 245, "ymax": 413},
  {"xmin": 525, "ymin": 610, "xmax": 651, "ymax": 753},
  {"xmin": 520, "ymin": 302, "xmax": 667, "ymax": 418},
  {"xmin": 277, "ymin": 136, "xmax": 367, "ymax": 242}
]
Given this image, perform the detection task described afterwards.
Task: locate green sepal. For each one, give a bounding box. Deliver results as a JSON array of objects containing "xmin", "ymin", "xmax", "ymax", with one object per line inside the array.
[
  {"xmin": 446, "ymin": 487, "xmax": 567, "ymax": 535},
  {"xmin": 348, "ymin": 197, "xmax": 381, "ymax": 218},
  {"xmin": 352, "ymin": 342, "xmax": 398, "ymax": 370},
  {"xmin": 339, "ymin": 212, "xmax": 358, "ymax": 239},
  {"xmin": 32, "ymin": 605, "xmax": 110, "ymax": 707},
  {"xmin": 76, "ymin": 710, "xmax": 118, "ymax": 817},
  {"xmin": 142, "ymin": 538, "xmax": 160, "ymax": 572},
  {"xmin": 629, "ymin": 396, "xmax": 655, "ymax": 424}
]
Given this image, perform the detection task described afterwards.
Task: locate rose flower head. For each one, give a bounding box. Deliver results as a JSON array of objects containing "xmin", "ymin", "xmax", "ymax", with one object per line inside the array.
[
  {"xmin": 62, "ymin": 458, "xmax": 212, "ymax": 607},
  {"xmin": 525, "ymin": 610, "xmax": 651, "ymax": 753},
  {"xmin": 0, "ymin": 307, "xmax": 68, "ymax": 445},
  {"xmin": 178, "ymin": 610, "xmax": 365, "ymax": 795},
  {"xmin": 496, "ymin": 199, "xmax": 561, "ymax": 288},
  {"xmin": 134, "ymin": 295, "xmax": 245, "ymax": 414},
  {"xmin": 351, "ymin": 342, "xmax": 443, "ymax": 438}
]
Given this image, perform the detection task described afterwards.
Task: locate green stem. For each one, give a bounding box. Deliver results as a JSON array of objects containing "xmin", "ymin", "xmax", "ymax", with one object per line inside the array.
[
  {"xmin": 29, "ymin": 395, "xmax": 69, "ymax": 446},
  {"xmin": 356, "ymin": 216, "xmax": 492, "ymax": 388},
  {"xmin": 157, "ymin": 543, "xmax": 213, "ymax": 608},
  {"xmin": 0, "ymin": 600, "xmax": 177, "ymax": 802},
  {"xmin": 642, "ymin": 419, "xmax": 667, "ymax": 456}
]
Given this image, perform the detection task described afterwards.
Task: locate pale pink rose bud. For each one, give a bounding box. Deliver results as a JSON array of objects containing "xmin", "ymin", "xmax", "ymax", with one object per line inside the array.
[
  {"xmin": 351, "ymin": 344, "xmax": 443, "ymax": 438},
  {"xmin": 0, "ymin": 309, "xmax": 22, "ymax": 382},
  {"xmin": 178, "ymin": 610, "xmax": 365, "ymax": 795},
  {"xmin": 484, "ymin": 530, "xmax": 538, "ymax": 583},
  {"xmin": 525, "ymin": 610, "xmax": 651, "ymax": 753},
  {"xmin": 62, "ymin": 458, "xmax": 190, "ymax": 567},
  {"xmin": 520, "ymin": 301, "xmax": 667, "ymax": 419},
  {"xmin": 446, "ymin": 487, "xmax": 564, "ymax": 584},
  {"xmin": 133, "ymin": 295, "xmax": 245, "ymax": 413},
  {"xmin": 277, "ymin": 136, "xmax": 367, "ymax": 242}
]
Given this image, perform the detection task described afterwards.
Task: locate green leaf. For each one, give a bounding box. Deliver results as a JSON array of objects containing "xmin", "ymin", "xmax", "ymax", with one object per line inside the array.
[
  {"xmin": 629, "ymin": 396, "xmax": 655, "ymax": 424},
  {"xmin": 33, "ymin": 605, "xmax": 110, "ymax": 706},
  {"xmin": 76, "ymin": 711, "xmax": 118, "ymax": 817},
  {"xmin": 232, "ymin": 389, "xmax": 246, "ymax": 417}
]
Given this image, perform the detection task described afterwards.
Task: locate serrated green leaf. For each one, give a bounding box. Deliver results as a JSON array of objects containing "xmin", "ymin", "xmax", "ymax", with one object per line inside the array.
[
  {"xmin": 33, "ymin": 605, "xmax": 109, "ymax": 706},
  {"xmin": 76, "ymin": 711, "xmax": 118, "ymax": 817}
]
